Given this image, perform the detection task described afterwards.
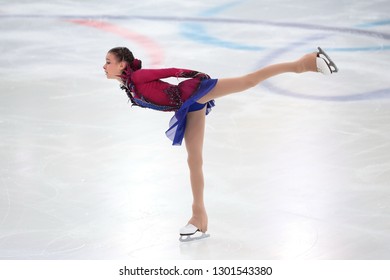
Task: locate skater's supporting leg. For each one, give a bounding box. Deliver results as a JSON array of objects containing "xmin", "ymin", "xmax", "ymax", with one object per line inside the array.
[
  {"xmin": 198, "ymin": 52, "xmax": 317, "ymax": 103},
  {"xmin": 184, "ymin": 107, "xmax": 208, "ymax": 233}
]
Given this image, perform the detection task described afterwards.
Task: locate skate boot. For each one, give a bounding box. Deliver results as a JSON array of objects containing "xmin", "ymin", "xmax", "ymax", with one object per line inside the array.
[
  {"xmin": 316, "ymin": 47, "xmax": 339, "ymax": 75},
  {"xmin": 179, "ymin": 224, "xmax": 210, "ymax": 242}
]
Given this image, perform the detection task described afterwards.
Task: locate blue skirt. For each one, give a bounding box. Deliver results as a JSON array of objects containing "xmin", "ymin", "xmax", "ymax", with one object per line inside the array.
[{"xmin": 165, "ymin": 78, "xmax": 218, "ymax": 146}]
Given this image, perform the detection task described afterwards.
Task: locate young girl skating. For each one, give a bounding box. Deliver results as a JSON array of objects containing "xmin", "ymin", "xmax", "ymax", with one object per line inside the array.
[{"xmin": 103, "ymin": 46, "xmax": 338, "ymax": 241}]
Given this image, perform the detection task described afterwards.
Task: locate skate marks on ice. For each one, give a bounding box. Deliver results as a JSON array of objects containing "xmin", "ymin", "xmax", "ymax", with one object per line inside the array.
[{"xmin": 1, "ymin": 0, "xmax": 390, "ymax": 260}]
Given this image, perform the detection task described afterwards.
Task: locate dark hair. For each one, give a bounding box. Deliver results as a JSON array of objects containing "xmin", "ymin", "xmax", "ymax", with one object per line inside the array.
[{"xmin": 108, "ymin": 47, "xmax": 142, "ymax": 71}]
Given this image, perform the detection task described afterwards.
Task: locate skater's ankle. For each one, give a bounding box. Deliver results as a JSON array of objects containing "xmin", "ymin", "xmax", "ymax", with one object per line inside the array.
[
  {"xmin": 188, "ymin": 216, "xmax": 208, "ymax": 233},
  {"xmin": 296, "ymin": 53, "xmax": 317, "ymax": 73},
  {"xmin": 188, "ymin": 205, "xmax": 208, "ymax": 232},
  {"xmin": 192, "ymin": 203, "xmax": 206, "ymax": 212}
]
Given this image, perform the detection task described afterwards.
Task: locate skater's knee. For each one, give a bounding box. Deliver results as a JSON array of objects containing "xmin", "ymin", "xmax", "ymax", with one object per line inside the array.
[
  {"xmin": 187, "ymin": 154, "xmax": 203, "ymax": 169},
  {"xmin": 242, "ymin": 73, "xmax": 259, "ymax": 89}
]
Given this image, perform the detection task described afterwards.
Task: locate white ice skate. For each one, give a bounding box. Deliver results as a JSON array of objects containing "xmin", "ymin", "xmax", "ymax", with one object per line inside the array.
[
  {"xmin": 316, "ymin": 47, "xmax": 339, "ymax": 75},
  {"xmin": 179, "ymin": 224, "xmax": 210, "ymax": 242}
]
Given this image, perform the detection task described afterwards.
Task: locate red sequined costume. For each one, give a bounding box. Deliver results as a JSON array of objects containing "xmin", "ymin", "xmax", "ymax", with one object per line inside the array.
[
  {"xmin": 120, "ymin": 65, "xmax": 217, "ymax": 145},
  {"xmin": 121, "ymin": 66, "xmax": 211, "ymax": 110}
]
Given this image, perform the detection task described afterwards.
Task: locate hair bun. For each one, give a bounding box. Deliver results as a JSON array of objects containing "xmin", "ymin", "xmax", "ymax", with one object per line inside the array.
[{"xmin": 131, "ymin": 59, "xmax": 142, "ymax": 71}]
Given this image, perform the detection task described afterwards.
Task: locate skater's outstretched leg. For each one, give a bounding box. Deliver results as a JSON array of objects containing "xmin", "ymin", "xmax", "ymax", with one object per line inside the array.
[
  {"xmin": 183, "ymin": 107, "xmax": 208, "ymax": 233},
  {"xmin": 198, "ymin": 50, "xmax": 327, "ymax": 103}
]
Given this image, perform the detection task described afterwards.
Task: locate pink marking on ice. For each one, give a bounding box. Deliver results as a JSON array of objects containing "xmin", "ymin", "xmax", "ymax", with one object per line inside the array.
[{"xmin": 68, "ymin": 19, "xmax": 163, "ymax": 67}]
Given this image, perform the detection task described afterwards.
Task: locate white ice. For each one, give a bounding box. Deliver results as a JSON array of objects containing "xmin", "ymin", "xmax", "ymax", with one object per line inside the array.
[{"xmin": 0, "ymin": 0, "xmax": 390, "ymax": 260}]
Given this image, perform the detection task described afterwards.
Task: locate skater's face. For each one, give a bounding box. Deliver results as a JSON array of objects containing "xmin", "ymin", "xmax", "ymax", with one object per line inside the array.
[{"xmin": 103, "ymin": 52, "xmax": 126, "ymax": 79}]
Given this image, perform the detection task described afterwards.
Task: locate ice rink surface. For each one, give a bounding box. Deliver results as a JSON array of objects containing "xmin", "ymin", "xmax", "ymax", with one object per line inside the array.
[{"xmin": 0, "ymin": 0, "xmax": 389, "ymax": 260}]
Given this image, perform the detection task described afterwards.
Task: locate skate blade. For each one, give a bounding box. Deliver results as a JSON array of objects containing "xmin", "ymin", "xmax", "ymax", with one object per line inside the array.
[
  {"xmin": 317, "ymin": 47, "xmax": 339, "ymax": 73},
  {"xmin": 179, "ymin": 232, "xmax": 210, "ymax": 242}
]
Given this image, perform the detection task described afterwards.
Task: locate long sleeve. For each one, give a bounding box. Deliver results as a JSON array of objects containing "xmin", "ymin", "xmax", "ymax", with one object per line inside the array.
[
  {"xmin": 120, "ymin": 66, "xmax": 212, "ymax": 111},
  {"xmin": 132, "ymin": 68, "xmax": 210, "ymax": 84}
]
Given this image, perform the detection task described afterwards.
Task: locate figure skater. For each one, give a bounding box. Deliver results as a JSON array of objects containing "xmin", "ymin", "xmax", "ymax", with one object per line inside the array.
[{"xmin": 103, "ymin": 46, "xmax": 338, "ymax": 241}]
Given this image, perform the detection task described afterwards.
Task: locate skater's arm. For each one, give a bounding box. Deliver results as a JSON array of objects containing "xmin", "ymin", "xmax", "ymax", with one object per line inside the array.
[{"xmin": 132, "ymin": 68, "xmax": 210, "ymax": 84}]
